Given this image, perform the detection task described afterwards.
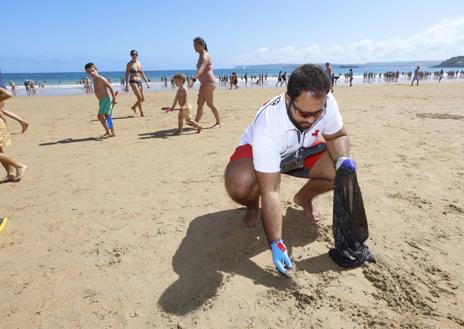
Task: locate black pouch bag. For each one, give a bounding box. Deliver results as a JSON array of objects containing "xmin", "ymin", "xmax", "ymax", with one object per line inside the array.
[
  {"xmin": 328, "ymin": 167, "xmax": 375, "ymax": 268},
  {"xmin": 280, "ymin": 143, "xmax": 326, "ymax": 173}
]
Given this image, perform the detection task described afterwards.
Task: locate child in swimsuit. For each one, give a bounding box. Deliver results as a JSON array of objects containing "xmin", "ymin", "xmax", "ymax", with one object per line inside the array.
[
  {"xmin": 0, "ymin": 87, "xmax": 28, "ymax": 182},
  {"xmin": 168, "ymin": 74, "xmax": 202, "ymax": 135},
  {"xmin": 84, "ymin": 63, "xmax": 117, "ymax": 138}
]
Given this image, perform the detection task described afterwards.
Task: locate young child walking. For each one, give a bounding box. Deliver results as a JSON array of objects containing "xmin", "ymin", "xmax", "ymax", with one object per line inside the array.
[
  {"xmin": 0, "ymin": 87, "xmax": 27, "ymax": 183},
  {"xmin": 168, "ymin": 74, "xmax": 202, "ymax": 135},
  {"xmin": 84, "ymin": 63, "xmax": 117, "ymax": 138},
  {"xmin": 0, "ymin": 69, "xmax": 28, "ymax": 133}
]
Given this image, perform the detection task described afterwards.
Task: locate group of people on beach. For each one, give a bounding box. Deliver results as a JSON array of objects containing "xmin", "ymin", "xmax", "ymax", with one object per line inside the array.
[
  {"xmin": 2, "ymin": 54, "xmax": 375, "ymax": 274},
  {"xmin": 6, "ymin": 80, "xmax": 45, "ymax": 96},
  {"xmin": 79, "ymin": 77, "xmax": 94, "ymax": 94},
  {"xmin": 84, "ymin": 37, "xmax": 222, "ymax": 138},
  {"xmin": 24, "ymin": 80, "xmax": 43, "ymax": 95},
  {"xmin": 276, "ymin": 71, "xmax": 288, "ymax": 87},
  {"xmin": 323, "ymin": 63, "xmax": 464, "ymax": 89},
  {"xmin": 9, "ymin": 62, "xmax": 464, "ymax": 98},
  {"xmin": 4, "ymin": 37, "xmax": 457, "ymax": 276}
]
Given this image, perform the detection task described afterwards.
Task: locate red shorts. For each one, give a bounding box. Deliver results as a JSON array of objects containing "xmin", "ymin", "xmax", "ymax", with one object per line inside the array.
[{"xmin": 229, "ymin": 140, "xmax": 325, "ymax": 171}]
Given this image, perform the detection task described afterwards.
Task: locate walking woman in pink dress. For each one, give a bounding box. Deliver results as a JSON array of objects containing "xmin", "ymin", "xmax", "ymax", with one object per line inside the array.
[{"xmin": 188, "ymin": 37, "xmax": 221, "ymax": 128}]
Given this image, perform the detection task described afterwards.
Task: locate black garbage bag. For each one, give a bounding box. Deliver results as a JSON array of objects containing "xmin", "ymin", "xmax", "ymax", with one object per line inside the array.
[{"xmin": 328, "ymin": 167, "xmax": 375, "ymax": 268}]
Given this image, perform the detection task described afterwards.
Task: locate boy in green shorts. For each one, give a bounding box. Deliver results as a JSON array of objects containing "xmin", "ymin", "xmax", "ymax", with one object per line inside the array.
[{"xmin": 85, "ymin": 63, "xmax": 117, "ymax": 138}]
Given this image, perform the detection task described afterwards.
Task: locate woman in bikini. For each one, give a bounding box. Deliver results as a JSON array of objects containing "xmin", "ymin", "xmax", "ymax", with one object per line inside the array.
[
  {"xmin": 188, "ymin": 37, "xmax": 221, "ymax": 127},
  {"xmin": 125, "ymin": 50, "xmax": 150, "ymax": 117}
]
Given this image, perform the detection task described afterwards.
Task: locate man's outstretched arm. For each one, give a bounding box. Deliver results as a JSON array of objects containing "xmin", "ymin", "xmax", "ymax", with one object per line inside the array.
[
  {"xmin": 256, "ymin": 171, "xmax": 282, "ymax": 241},
  {"xmin": 256, "ymin": 171, "xmax": 294, "ymax": 276}
]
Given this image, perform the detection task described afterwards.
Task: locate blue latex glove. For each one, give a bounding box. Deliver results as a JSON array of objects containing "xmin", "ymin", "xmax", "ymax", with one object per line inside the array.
[
  {"xmin": 270, "ymin": 239, "xmax": 293, "ymax": 277},
  {"xmin": 335, "ymin": 156, "xmax": 356, "ymax": 172}
]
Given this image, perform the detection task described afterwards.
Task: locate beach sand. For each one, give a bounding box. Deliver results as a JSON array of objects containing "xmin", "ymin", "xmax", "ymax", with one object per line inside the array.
[{"xmin": 1, "ymin": 83, "xmax": 463, "ymax": 328}]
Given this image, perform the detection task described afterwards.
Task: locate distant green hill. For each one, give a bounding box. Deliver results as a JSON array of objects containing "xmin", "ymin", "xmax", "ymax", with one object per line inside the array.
[{"xmin": 433, "ymin": 56, "xmax": 464, "ymax": 68}]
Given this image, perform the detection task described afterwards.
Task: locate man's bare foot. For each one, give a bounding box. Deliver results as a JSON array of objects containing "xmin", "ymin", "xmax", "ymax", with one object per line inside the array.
[
  {"xmin": 131, "ymin": 105, "xmax": 137, "ymax": 114},
  {"xmin": 240, "ymin": 206, "xmax": 260, "ymax": 229},
  {"xmin": 140, "ymin": 112, "xmax": 145, "ymax": 117},
  {"xmin": 197, "ymin": 126, "xmax": 202, "ymax": 134},
  {"xmin": 212, "ymin": 122, "xmax": 222, "ymax": 128},
  {"xmin": 21, "ymin": 121, "xmax": 29, "ymax": 133},
  {"xmin": 101, "ymin": 133, "xmax": 112, "ymax": 139},
  {"xmin": 293, "ymin": 195, "xmax": 321, "ymax": 221},
  {"xmin": 13, "ymin": 165, "xmax": 28, "ymax": 182}
]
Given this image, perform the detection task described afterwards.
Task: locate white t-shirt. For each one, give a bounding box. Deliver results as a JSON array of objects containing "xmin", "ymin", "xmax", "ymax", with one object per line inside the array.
[{"xmin": 238, "ymin": 93, "xmax": 343, "ymax": 173}]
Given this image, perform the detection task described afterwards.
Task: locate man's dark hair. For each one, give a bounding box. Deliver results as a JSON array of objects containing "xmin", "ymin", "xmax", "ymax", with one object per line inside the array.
[
  {"xmin": 84, "ymin": 62, "xmax": 97, "ymax": 71},
  {"xmin": 287, "ymin": 64, "xmax": 331, "ymax": 99}
]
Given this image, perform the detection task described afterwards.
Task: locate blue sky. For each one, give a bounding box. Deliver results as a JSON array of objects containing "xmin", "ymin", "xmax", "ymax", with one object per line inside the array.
[{"xmin": 2, "ymin": 0, "xmax": 464, "ymax": 72}]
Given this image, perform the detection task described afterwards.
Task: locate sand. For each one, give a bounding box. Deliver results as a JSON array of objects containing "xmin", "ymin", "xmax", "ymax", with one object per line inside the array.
[{"xmin": 1, "ymin": 82, "xmax": 463, "ymax": 329}]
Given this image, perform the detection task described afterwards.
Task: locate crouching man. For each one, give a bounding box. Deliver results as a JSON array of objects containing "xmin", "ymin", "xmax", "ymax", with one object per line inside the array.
[{"xmin": 225, "ymin": 64, "xmax": 362, "ymax": 276}]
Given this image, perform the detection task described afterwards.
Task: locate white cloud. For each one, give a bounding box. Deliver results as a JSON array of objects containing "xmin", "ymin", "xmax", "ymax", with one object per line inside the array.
[
  {"xmin": 238, "ymin": 44, "xmax": 321, "ymax": 64},
  {"xmin": 238, "ymin": 16, "xmax": 464, "ymax": 64},
  {"xmin": 302, "ymin": 45, "xmax": 320, "ymax": 56},
  {"xmin": 326, "ymin": 44, "xmax": 344, "ymax": 57}
]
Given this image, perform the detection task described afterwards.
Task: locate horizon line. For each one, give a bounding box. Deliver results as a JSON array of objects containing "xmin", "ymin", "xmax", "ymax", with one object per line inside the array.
[{"xmin": 1, "ymin": 59, "xmax": 449, "ymax": 75}]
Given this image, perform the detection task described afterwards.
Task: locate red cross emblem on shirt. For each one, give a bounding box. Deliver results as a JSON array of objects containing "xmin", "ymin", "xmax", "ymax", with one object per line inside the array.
[{"xmin": 312, "ymin": 129, "xmax": 319, "ymax": 137}]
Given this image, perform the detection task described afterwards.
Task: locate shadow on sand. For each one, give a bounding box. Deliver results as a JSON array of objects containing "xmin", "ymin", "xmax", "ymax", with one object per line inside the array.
[
  {"xmin": 158, "ymin": 207, "xmax": 340, "ymax": 315},
  {"xmin": 139, "ymin": 124, "xmax": 219, "ymax": 140},
  {"xmin": 138, "ymin": 128, "xmax": 197, "ymax": 139},
  {"xmin": 39, "ymin": 137, "xmax": 103, "ymax": 146},
  {"xmin": 90, "ymin": 115, "xmax": 136, "ymax": 122}
]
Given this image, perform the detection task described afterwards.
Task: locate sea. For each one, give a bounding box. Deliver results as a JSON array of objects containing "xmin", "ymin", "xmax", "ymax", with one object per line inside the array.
[{"xmin": 1, "ymin": 65, "xmax": 464, "ymax": 96}]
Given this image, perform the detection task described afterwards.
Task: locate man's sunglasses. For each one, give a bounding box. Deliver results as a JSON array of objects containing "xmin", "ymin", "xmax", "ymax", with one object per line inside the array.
[{"xmin": 291, "ymin": 99, "xmax": 326, "ymax": 118}]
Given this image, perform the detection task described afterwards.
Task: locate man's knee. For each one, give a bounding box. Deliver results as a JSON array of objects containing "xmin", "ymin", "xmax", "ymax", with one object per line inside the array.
[
  {"xmin": 224, "ymin": 160, "xmax": 258, "ymax": 202},
  {"xmin": 308, "ymin": 151, "xmax": 336, "ymax": 180}
]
